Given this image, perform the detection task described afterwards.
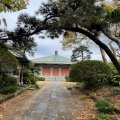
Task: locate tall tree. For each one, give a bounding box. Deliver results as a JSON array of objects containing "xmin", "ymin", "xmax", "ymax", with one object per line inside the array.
[
  {"xmin": 61, "ymin": 31, "xmax": 108, "ymax": 62},
  {"xmin": 0, "ymin": 0, "xmax": 30, "ymax": 71},
  {"xmin": 71, "ymin": 45, "xmax": 92, "ymax": 62},
  {"xmin": 0, "ymin": 0, "xmax": 120, "ymax": 73},
  {"xmin": 61, "ymin": 31, "xmax": 90, "ymax": 50}
]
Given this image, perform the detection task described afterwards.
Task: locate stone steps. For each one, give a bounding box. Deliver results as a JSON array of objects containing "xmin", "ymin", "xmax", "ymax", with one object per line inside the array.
[{"xmin": 44, "ymin": 76, "xmax": 65, "ymax": 81}]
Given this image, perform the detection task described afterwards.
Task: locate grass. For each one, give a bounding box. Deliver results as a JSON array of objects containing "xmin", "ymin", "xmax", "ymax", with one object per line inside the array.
[
  {"xmin": 95, "ymin": 100, "xmax": 115, "ymax": 114},
  {"xmin": 37, "ymin": 81, "xmax": 50, "ymax": 85},
  {"xmin": 60, "ymin": 81, "xmax": 76, "ymax": 88},
  {"xmin": 79, "ymin": 95, "xmax": 92, "ymax": 100}
]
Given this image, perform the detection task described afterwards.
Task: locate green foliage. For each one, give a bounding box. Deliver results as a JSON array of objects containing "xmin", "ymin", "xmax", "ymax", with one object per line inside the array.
[
  {"xmin": 3, "ymin": 76, "xmax": 18, "ymax": 86},
  {"xmin": 0, "ymin": 0, "xmax": 29, "ymax": 27},
  {"xmin": 0, "ymin": 0, "xmax": 29, "ymax": 12},
  {"xmin": 107, "ymin": 63, "xmax": 120, "ymax": 86},
  {"xmin": 110, "ymin": 87, "xmax": 120, "ymax": 94},
  {"xmin": 65, "ymin": 76, "xmax": 70, "ymax": 82},
  {"xmin": 108, "ymin": 62, "xmax": 116, "ymax": 70},
  {"xmin": 108, "ymin": 74, "xmax": 120, "ymax": 86},
  {"xmin": 0, "ymin": 74, "xmax": 3, "ymax": 88},
  {"xmin": 28, "ymin": 61, "xmax": 34, "ymax": 69},
  {"xmin": 94, "ymin": 114, "xmax": 118, "ymax": 120},
  {"xmin": 106, "ymin": 8, "xmax": 120, "ymax": 23},
  {"xmin": 23, "ymin": 69, "xmax": 37, "ymax": 84},
  {"xmin": 37, "ymin": 77, "xmax": 45, "ymax": 81},
  {"xmin": 95, "ymin": 100, "xmax": 115, "ymax": 114},
  {"xmin": 0, "ymin": 47, "xmax": 18, "ymax": 69},
  {"xmin": 2, "ymin": 86, "xmax": 18, "ymax": 94},
  {"xmin": 82, "ymin": 74, "xmax": 108, "ymax": 89},
  {"xmin": 69, "ymin": 60, "xmax": 112, "ymax": 88},
  {"xmin": 71, "ymin": 45, "xmax": 92, "ymax": 62},
  {"xmin": 33, "ymin": 83, "xmax": 39, "ymax": 89},
  {"xmin": 1, "ymin": 0, "xmax": 119, "ymax": 76},
  {"xmin": 0, "ymin": 75, "xmax": 18, "ymax": 88}
]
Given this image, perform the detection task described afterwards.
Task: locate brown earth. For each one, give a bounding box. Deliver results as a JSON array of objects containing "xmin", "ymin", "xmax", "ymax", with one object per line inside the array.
[{"xmin": 0, "ymin": 81, "xmax": 120, "ymax": 120}]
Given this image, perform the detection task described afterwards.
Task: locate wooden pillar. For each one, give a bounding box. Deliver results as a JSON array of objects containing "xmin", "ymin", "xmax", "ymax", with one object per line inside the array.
[
  {"xmin": 40, "ymin": 65, "xmax": 43, "ymax": 76},
  {"xmin": 18, "ymin": 66, "xmax": 21, "ymax": 85},
  {"xmin": 59, "ymin": 65, "xmax": 61, "ymax": 76},
  {"xmin": 21, "ymin": 65, "xmax": 24, "ymax": 84},
  {"xmin": 51, "ymin": 65, "xmax": 53, "ymax": 76}
]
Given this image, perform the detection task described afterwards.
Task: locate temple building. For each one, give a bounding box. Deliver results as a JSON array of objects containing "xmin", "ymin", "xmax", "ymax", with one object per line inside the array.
[{"xmin": 31, "ymin": 51, "xmax": 73, "ymax": 80}]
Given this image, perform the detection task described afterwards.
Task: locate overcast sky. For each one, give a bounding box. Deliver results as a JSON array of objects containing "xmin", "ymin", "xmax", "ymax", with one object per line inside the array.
[{"xmin": 1, "ymin": 0, "xmax": 108, "ymax": 61}]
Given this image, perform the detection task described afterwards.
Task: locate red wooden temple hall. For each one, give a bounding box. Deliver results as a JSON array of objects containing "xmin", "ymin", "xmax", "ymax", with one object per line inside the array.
[{"xmin": 32, "ymin": 51, "xmax": 73, "ymax": 80}]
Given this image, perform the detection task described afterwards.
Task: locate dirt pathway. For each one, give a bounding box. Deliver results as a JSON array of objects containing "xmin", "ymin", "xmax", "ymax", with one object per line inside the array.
[{"xmin": 0, "ymin": 81, "xmax": 93, "ymax": 120}]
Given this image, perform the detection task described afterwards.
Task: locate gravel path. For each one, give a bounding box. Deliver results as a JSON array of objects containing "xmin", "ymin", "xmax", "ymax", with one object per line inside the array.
[{"xmin": 0, "ymin": 81, "xmax": 89, "ymax": 120}]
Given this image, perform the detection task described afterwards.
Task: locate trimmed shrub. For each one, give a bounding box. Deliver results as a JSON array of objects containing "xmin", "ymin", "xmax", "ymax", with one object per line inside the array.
[
  {"xmin": 95, "ymin": 100, "xmax": 114, "ymax": 113},
  {"xmin": 38, "ymin": 77, "xmax": 45, "ymax": 81},
  {"xmin": 2, "ymin": 86, "xmax": 18, "ymax": 94},
  {"xmin": 69, "ymin": 60, "xmax": 112, "ymax": 88},
  {"xmin": 2, "ymin": 76, "xmax": 18, "ymax": 87}
]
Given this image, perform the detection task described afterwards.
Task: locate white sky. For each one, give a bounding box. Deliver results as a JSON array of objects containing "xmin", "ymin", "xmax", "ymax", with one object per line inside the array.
[{"xmin": 0, "ymin": 0, "xmax": 107, "ymax": 61}]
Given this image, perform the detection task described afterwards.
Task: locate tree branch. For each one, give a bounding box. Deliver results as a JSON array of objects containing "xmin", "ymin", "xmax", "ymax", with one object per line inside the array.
[{"xmin": 102, "ymin": 29, "xmax": 120, "ymax": 48}]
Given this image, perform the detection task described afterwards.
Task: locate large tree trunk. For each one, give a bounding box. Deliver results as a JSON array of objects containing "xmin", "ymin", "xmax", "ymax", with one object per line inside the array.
[
  {"xmin": 99, "ymin": 47, "xmax": 107, "ymax": 63},
  {"xmin": 88, "ymin": 36, "xmax": 120, "ymax": 73},
  {"xmin": 109, "ymin": 40, "xmax": 117, "ymax": 58}
]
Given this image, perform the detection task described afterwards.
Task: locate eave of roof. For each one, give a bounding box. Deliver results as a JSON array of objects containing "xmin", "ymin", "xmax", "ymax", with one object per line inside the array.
[{"xmin": 33, "ymin": 61, "xmax": 73, "ymax": 64}]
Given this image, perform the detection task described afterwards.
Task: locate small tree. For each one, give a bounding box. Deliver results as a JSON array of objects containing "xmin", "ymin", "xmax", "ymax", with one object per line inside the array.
[{"xmin": 71, "ymin": 45, "xmax": 92, "ymax": 62}]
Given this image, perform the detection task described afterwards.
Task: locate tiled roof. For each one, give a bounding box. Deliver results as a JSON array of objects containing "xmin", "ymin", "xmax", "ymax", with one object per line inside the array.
[{"xmin": 31, "ymin": 55, "xmax": 73, "ymax": 64}]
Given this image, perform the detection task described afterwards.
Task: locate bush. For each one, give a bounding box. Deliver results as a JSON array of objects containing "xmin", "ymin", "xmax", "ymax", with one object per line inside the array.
[
  {"xmin": 1, "ymin": 76, "xmax": 18, "ymax": 88},
  {"xmin": 65, "ymin": 76, "xmax": 70, "ymax": 82},
  {"xmin": 37, "ymin": 77, "xmax": 45, "ymax": 81},
  {"xmin": 33, "ymin": 83, "xmax": 40, "ymax": 89},
  {"xmin": 107, "ymin": 68, "xmax": 120, "ymax": 86},
  {"xmin": 23, "ymin": 70, "xmax": 37, "ymax": 84},
  {"xmin": 0, "ymin": 74, "xmax": 3, "ymax": 88},
  {"xmin": 69, "ymin": 60, "xmax": 112, "ymax": 88},
  {"xmin": 95, "ymin": 100, "xmax": 115, "ymax": 113},
  {"xmin": 2, "ymin": 86, "xmax": 18, "ymax": 94}
]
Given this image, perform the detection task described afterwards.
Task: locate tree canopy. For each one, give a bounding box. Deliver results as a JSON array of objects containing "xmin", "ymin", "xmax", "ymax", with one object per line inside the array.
[
  {"xmin": 0, "ymin": 0, "xmax": 29, "ymax": 12},
  {"xmin": 0, "ymin": 0, "xmax": 120, "ymax": 73},
  {"xmin": 0, "ymin": 0, "xmax": 32, "ymax": 70}
]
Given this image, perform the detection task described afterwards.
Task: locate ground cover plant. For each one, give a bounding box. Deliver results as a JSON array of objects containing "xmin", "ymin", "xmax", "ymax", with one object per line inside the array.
[
  {"xmin": 2, "ymin": 86, "xmax": 18, "ymax": 94},
  {"xmin": 0, "ymin": 75, "xmax": 18, "ymax": 94},
  {"xmin": 62, "ymin": 81, "xmax": 120, "ymax": 119},
  {"xmin": 95, "ymin": 99, "xmax": 115, "ymax": 114},
  {"xmin": 37, "ymin": 77, "xmax": 45, "ymax": 81}
]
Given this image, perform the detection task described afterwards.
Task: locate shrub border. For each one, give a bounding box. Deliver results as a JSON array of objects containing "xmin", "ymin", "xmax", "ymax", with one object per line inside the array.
[{"xmin": 0, "ymin": 85, "xmax": 32, "ymax": 104}]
